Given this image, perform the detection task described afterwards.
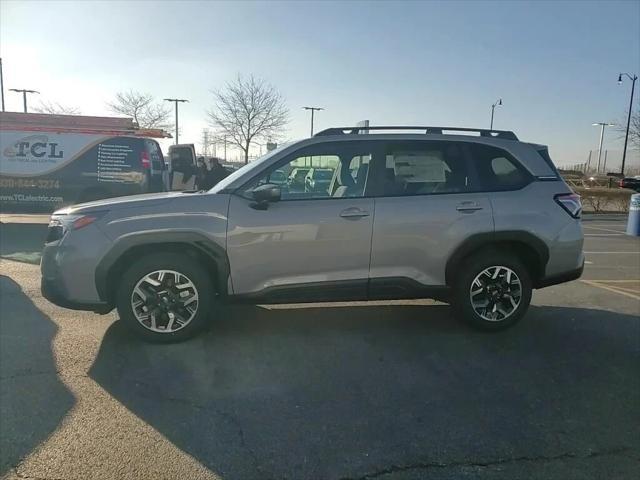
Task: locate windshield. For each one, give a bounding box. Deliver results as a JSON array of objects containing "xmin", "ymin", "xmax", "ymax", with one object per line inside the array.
[{"xmin": 209, "ymin": 143, "xmax": 292, "ymax": 193}]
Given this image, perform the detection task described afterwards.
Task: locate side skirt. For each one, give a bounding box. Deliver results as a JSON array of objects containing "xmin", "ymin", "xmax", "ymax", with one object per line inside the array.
[{"xmin": 227, "ymin": 278, "xmax": 450, "ymax": 304}]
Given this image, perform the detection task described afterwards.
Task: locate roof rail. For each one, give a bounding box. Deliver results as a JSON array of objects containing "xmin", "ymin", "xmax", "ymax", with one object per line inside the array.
[{"xmin": 314, "ymin": 125, "xmax": 519, "ymax": 141}]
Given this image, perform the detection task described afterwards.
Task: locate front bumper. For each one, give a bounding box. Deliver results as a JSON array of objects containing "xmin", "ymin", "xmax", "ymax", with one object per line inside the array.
[
  {"xmin": 41, "ymin": 277, "xmax": 112, "ymax": 313},
  {"xmin": 535, "ymin": 261, "xmax": 584, "ymax": 289}
]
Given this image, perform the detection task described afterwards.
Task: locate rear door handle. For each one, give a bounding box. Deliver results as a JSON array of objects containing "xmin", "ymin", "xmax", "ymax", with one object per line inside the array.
[
  {"xmin": 340, "ymin": 207, "xmax": 370, "ymax": 218},
  {"xmin": 456, "ymin": 202, "xmax": 483, "ymax": 212}
]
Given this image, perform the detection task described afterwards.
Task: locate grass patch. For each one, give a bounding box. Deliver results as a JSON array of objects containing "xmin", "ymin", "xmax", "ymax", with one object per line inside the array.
[{"xmin": 1, "ymin": 252, "xmax": 42, "ymax": 265}]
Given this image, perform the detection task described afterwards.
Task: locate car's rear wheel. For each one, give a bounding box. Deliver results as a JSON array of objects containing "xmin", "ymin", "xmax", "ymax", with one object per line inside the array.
[
  {"xmin": 116, "ymin": 252, "xmax": 213, "ymax": 342},
  {"xmin": 452, "ymin": 251, "xmax": 532, "ymax": 331}
]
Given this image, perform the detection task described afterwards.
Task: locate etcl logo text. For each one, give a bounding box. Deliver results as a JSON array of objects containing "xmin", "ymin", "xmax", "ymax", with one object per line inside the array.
[
  {"xmin": 14, "ymin": 140, "xmax": 63, "ymax": 158},
  {"xmin": 3, "ymin": 135, "xmax": 64, "ymax": 159}
]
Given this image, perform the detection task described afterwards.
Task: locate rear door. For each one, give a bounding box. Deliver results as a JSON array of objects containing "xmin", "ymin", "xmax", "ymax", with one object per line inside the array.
[
  {"xmin": 226, "ymin": 141, "xmax": 375, "ymax": 299},
  {"xmin": 367, "ymin": 140, "xmax": 494, "ymax": 295}
]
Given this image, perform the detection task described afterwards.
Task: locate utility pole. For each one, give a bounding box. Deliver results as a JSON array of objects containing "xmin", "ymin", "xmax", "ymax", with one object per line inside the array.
[
  {"xmin": 618, "ymin": 73, "xmax": 637, "ymax": 176},
  {"xmin": 303, "ymin": 106, "xmax": 324, "ymax": 136},
  {"xmin": 163, "ymin": 98, "xmax": 188, "ymax": 144},
  {"xmin": 0, "ymin": 58, "xmax": 5, "ymax": 112},
  {"xmin": 202, "ymin": 129, "xmax": 210, "ymax": 156},
  {"xmin": 9, "ymin": 88, "xmax": 39, "ymax": 113},
  {"xmin": 592, "ymin": 122, "xmax": 614, "ymax": 174},
  {"xmin": 490, "ymin": 98, "xmax": 502, "ymax": 129},
  {"xmin": 223, "ymin": 136, "xmax": 227, "ymax": 161}
]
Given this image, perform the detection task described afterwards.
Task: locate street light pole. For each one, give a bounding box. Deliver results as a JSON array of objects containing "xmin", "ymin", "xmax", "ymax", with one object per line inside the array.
[
  {"xmin": 618, "ymin": 73, "xmax": 637, "ymax": 176},
  {"xmin": 9, "ymin": 88, "xmax": 39, "ymax": 113},
  {"xmin": 163, "ymin": 98, "xmax": 188, "ymax": 144},
  {"xmin": 592, "ymin": 122, "xmax": 615, "ymax": 173},
  {"xmin": 490, "ymin": 98, "xmax": 502, "ymax": 129},
  {"xmin": 303, "ymin": 106, "xmax": 324, "ymax": 136}
]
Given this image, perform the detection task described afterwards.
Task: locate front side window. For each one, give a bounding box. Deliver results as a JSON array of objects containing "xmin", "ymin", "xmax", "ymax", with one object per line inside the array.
[
  {"xmin": 246, "ymin": 143, "xmax": 372, "ymax": 200},
  {"xmin": 376, "ymin": 142, "xmax": 471, "ymax": 197}
]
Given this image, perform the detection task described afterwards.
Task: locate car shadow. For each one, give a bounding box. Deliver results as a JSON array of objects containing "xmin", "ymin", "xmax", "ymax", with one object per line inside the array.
[
  {"xmin": 0, "ymin": 275, "xmax": 75, "ymax": 475},
  {"xmin": 90, "ymin": 304, "xmax": 640, "ymax": 480},
  {"xmin": 0, "ymin": 223, "xmax": 47, "ymax": 264}
]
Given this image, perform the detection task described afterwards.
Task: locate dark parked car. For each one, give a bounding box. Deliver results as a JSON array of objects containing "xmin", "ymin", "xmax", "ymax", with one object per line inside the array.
[
  {"xmin": 268, "ymin": 169, "xmax": 288, "ymax": 186},
  {"xmin": 286, "ymin": 167, "xmax": 310, "ymax": 190},
  {"xmin": 619, "ymin": 176, "xmax": 640, "ymax": 192},
  {"xmin": 304, "ymin": 168, "xmax": 334, "ymax": 194}
]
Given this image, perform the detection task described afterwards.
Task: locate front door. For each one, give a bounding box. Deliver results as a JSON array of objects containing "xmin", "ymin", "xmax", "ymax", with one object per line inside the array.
[{"xmin": 226, "ymin": 141, "xmax": 375, "ymax": 300}]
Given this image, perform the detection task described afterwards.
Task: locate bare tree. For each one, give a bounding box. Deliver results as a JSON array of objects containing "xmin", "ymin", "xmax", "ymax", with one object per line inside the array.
[
  {"xmin": 615, "ymin": 109, "xmax": 640, "ymax": 150},
  {"xmin": 33, "ymin": 100, "xmax": 81, "ymax": 115},
  {"xmin": 208, "ymin": 74, "xmax": 289, "ymax": 164},
  {"xmin": 107, "ymin": 90, "xmax": 171, "ymax": 129}
]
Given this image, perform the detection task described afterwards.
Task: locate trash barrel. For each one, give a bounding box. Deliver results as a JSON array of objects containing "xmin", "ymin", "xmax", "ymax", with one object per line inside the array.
[{"xmin": 627, "ymin": 194, "xmax": 640, "ymax": 236}]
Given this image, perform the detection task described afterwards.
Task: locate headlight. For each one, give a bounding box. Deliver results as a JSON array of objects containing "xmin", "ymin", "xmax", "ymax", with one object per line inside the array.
[{"xmin": 46, "ymin": 211, "xmax": 108, "ymax": 243}]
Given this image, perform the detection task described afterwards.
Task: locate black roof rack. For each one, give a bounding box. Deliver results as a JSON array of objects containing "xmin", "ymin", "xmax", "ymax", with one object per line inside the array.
[{"xmin": 314, "ymin": 125, "xmax": 519, "ymax": 141}]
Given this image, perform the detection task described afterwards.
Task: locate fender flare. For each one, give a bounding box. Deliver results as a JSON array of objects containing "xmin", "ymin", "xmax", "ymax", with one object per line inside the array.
[
  {"xmin": 445, "ymin": 231, "xmax": 549, "ymax": 285},
  {"xmin": 95, "ymin": 230, "xmax": 230, "ymax": 303}
]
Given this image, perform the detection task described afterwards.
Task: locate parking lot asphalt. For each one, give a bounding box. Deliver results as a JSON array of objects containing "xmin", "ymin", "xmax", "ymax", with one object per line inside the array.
[{"xmin": 0, "ymin": 216, "xmax": 638, "ymax": 480}]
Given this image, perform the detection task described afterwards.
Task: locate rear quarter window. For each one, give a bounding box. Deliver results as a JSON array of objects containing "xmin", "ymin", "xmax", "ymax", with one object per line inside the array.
[{"xmin": 468, "ymin": 143, "xmax": 530, "ymax": 191}]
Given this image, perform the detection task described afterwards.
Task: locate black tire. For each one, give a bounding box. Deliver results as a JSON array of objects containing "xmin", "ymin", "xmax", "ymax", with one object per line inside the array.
[
  {"xmin": 452, "ymin": 251, "xmax": 532, "ymax": 331},
  {"xmin": 115, "ymin": 252, "xmax": 214, "ymax": 343}
]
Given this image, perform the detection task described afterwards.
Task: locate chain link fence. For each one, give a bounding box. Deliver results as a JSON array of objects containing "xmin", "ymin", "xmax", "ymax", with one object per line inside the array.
[{"xmin": 562, "ymin": 149, "xmax": 640, "ymax": 176}]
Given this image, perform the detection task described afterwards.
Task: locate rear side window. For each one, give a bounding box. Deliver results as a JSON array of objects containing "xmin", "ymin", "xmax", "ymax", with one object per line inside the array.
[
  {"xmin": 468, "ymin": 143, "xmax": 530, "ymax": 191},
  {"xmin": 376, "ymin": 141, "xmax": 471, "ymax": 197}
]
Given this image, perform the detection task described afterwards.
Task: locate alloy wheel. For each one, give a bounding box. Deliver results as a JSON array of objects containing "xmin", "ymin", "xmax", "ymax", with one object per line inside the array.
[
  {"xmin": 130, "ymin": 270, "xmax": 199, "ymax": 333},
  {"xmin": 469, "ymin": 266, "xmax": 522, "ymax": 322}
]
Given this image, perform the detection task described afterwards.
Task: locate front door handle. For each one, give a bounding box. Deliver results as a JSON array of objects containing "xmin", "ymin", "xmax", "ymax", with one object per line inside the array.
[
  {"xmin": 340, "ymin": 207, "xmax": 370, "ymax": 219},
  {"xmin": 456, "ymin": 202, "xmax": 483, "ymax": 212}
]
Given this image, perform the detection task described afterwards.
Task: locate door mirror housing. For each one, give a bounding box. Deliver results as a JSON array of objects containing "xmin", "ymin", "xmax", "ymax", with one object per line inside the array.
[{"xmin": 251, "ymin": 183, "xmax": 281, "ymax": 209}]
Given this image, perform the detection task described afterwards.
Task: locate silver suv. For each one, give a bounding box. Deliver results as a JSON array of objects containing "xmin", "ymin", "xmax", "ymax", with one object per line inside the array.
[{"xmin": 41, "ymin": 126, "xmax": 584, "ymax": 342}]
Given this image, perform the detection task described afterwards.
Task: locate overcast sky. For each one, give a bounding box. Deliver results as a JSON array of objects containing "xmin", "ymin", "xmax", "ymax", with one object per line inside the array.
[{"xmin": 1, "ymin": 0, "xmax": 639, "ymax": 167}]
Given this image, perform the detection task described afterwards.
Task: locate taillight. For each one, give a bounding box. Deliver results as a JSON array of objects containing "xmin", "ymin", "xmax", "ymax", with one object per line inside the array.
[
  {"xmin": 555, "ymin": 193, "xmax": 582, "ymax": 219},
  {"xmin": 619, "ymin": 179, "xmax": 624, "ymax": 188},
  {"xmin": 141, "ymin": 151, "xmax": 151, "ymax": 169}
]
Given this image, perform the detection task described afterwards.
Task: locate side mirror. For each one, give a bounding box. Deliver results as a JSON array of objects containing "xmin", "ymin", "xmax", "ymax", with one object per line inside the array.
[{"xmin": 251, "ymin": 184, "xmax": 281, "ymax": 209}]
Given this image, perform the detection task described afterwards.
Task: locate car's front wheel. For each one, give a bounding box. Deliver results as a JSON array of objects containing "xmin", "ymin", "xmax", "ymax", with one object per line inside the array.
[
  {"xmin": 116, "ymin": 252, "xmax": 214, "ymax": 342},
  {"xmin": 452, "ymin": 251, "xmax": 532, "ymax": 331}
]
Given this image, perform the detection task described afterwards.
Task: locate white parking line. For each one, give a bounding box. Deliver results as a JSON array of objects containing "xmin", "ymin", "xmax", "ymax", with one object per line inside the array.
[
  {"xmin": 583, "ymin": 226, "xmax": 628, "ymax": 234},
  {"xmin": 584, "ymin": 251, "xmax": 640, "ymax": 254},
  {"xmin": 581, "ymin": 280, "xmax": 640, "ymax": 301},
  {"xmin": 585, "ymin": 234, "xmax": 623, "ymax": 237},
  {"xmin": 585, "ymin": 224, "xmax": 628, "ymax": 227}
]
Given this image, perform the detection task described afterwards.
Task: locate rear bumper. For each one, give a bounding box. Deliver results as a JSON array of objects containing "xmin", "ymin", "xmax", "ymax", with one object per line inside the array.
[
  {"xmin": 41, "ymin": 277, "xmax": 112, "ymax": 314},
  {"xmin": 535, "ymin": 261, "xmax": 584, "ymax": 289}
]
